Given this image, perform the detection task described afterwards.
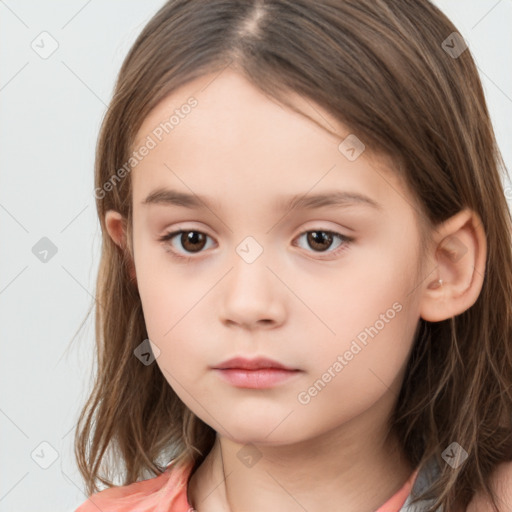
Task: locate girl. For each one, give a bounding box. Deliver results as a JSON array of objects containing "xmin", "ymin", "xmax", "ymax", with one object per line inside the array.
[{"xmin": 73, "ymin": 1, "xmax": 512, "ymax": 511}]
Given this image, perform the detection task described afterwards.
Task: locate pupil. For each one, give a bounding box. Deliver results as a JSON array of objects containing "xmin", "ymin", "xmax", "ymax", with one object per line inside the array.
[
  {"xmin": 183, "ymin": 231, "xmax": 206, "ymax": 252},
  {"xmin": 309, "ymin": 231, "xmax": 332, "ymax": 251}
]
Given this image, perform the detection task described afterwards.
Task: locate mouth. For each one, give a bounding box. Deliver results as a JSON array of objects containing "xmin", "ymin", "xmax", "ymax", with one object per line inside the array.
[
  {"xmin": 212, "ymin": 367, "xmax": 302, "ymax": 389},
  {"xmin": 212, "ymin": 356, "xmax": 298, "ymax": 371},
  {"xmin": 211, "ymin": 356, "xmax": 302, "ymax": 389}
]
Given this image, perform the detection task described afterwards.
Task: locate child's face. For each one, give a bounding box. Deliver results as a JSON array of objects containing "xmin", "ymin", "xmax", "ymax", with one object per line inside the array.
[{"xmin": 128, "ymin": 69, "xmax": 427, "ymax": 445}]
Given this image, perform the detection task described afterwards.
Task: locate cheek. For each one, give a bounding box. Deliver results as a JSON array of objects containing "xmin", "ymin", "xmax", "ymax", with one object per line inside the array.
[
  {"xmin": 291, "ymin": 308, "xmax": 416, "ymax": 437},
  {"xmin": 134, "ymin": 235, "xmax": 185, "ymax": 322},
  {"xmin": 303, "ymin": 250, "xmax": 416, "ymax": 351},
  {"xmin": 301, "ymin": 254, "xmax": 419, "ymax": 393},
  {"xmin": 134, "ymin": 251, "xmax": 213, "ymax": 379}
]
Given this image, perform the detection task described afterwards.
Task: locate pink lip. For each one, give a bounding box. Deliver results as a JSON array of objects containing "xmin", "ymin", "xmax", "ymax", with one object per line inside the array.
[
  {"xmin": 211, "ymin": 357, "xmax": 301, "ymax": 389},
  {"xmin": 213, "ymin": 368, "xmax": 301, "ymax": 389},
  {"xmin": 212, "ymin": 356, "xmax": 297, "ymax": 371}
]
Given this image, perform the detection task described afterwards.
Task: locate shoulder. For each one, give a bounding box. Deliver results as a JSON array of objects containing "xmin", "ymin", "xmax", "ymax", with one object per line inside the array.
[
  {"xmin": 466, "ymin": 461, "xmax": 512, "ymax": 512},
  {"xmin": 73, "ymin": 461, "xmax": 194, "ymax": 512}
]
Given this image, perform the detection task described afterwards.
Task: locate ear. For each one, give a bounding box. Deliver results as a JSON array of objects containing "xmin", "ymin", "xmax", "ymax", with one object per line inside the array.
[
  {"xmin": 105, "ymin": 209, "xmax": 137, "ymax": 284},
  {"xmin": 419, "ymin": 208, "xmax": 487, "ymax": 322},
  {"xmin": 105, "ymin": 210, "xmax": 126, "ymax": 248}
]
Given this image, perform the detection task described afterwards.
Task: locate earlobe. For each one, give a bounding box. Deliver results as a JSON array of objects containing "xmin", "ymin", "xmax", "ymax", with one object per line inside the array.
[{"xmin": 419, "ymin": 208, "xmax": 487, "ymax": 322}]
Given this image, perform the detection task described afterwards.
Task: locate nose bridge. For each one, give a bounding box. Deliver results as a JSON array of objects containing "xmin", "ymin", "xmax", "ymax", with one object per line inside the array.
[
  {"xmin": 219, "ymin": 234, "xmax": 286, "ymax": 327},
  {"xmin": 229, "ymin": 234, "xmax": 273, "ymax": 299}
]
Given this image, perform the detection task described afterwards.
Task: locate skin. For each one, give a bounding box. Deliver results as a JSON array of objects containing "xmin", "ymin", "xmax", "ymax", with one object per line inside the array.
[
  {"xmin": 105, "ymin": 69, "xmax": 487, "ymax": 512},
  {"xmin": 467, "ymin": 461, "xmax": 512, "ymax": 511}
]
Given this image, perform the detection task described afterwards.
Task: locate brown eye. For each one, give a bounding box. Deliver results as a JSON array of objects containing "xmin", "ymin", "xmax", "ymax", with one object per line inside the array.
[
  {"xmin": 306, "ymin": 231, "xmax": 334, "ymax": 251},
  {"xmin": 179, "ymin": 231, "xmax": 207, "ymax": 253},
  {"xmin": 158, "ymin": 227, "xmax": 353, "ymax": 263},
  {"xmin": 294, "ymin": 229, "xmax": 353, "ymax": 257},
  {"xmin": 158, "ymin": 230, "xmax": 214, "ymax": 258}
]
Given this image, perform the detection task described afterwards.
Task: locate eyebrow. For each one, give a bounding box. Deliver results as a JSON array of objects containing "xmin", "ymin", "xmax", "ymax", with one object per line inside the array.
[{"xmin": 141, "ymin": 187, "xmax": 382, "ymax": 212}]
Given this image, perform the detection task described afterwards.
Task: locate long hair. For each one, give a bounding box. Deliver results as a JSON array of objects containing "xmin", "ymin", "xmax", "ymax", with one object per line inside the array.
[{"xmin": 74, "ymin": 1, "xmax": 512, "ymax": 510}]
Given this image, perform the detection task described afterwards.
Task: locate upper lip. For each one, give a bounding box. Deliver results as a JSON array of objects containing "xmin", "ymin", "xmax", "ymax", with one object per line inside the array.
[{"xmin": 212, "ymin": 357, "xmax": 297, "ymax": 371}]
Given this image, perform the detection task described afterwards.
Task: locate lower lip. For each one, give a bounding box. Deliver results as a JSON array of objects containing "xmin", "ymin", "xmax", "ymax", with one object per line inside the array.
[{"xmin": 213, "ymin": 368, "xmax": 301, "ymax": 389}]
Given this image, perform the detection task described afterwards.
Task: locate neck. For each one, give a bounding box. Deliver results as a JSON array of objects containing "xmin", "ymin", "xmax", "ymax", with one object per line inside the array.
[{"xmin": 187, "ymin": 392, "xmax": 414, "ymax": 512}]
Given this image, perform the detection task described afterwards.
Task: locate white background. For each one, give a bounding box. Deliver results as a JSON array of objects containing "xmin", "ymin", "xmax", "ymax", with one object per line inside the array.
[{"xmin": 0, "ymin": 1, "xmax": 510, "ymax": 510}]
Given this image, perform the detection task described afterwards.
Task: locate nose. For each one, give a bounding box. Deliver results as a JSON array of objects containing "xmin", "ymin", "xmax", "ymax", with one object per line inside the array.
[{"xmin": 219, "ymin": 252, "xmax": 286, "ymax": 330}]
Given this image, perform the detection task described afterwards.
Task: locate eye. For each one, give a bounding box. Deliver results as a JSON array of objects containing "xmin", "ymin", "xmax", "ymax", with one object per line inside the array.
[
  {"xmin": 158, "ymin": 228, "xmax": 354, "ymax": 262},
  {"xmin": 158, "ymin": 229, "xmax": 215, "ymax": 261},
  {"xmin": 293, "ymin": 229, "xmax": 353, "ymax": 258}
]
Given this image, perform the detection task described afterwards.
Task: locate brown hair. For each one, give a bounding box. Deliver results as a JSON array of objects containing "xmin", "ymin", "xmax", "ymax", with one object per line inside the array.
[{"xmin": 73, "ymin": 1, "xmax": 512, "ymax": 510}]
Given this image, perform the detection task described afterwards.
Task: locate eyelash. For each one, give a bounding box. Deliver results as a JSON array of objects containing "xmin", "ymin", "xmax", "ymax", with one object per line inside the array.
[{"xmin": 158, "ymin": 228, "xmax": 354, "ymax": 262}]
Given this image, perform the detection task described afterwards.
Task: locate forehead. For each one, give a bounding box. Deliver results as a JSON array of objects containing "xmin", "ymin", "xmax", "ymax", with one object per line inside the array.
[
  {"xmin": 133, "ymin": 70, "xmax": 343, "ymax": 144},
  {"xmin": 130, "ymin": 69, "xmax": 405, "ymax": 215}
]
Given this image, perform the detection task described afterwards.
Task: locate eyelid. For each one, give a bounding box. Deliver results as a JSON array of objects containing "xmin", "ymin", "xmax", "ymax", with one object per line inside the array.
[{"xmin": 157, "ymin": 222, "xmax": 351, "ymax": 244}]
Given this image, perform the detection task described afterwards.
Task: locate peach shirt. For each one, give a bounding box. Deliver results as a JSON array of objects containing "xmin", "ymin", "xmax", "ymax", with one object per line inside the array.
[{"xmin": 75, "ymin": 460, "xmax": 420, "ymax": 512}]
